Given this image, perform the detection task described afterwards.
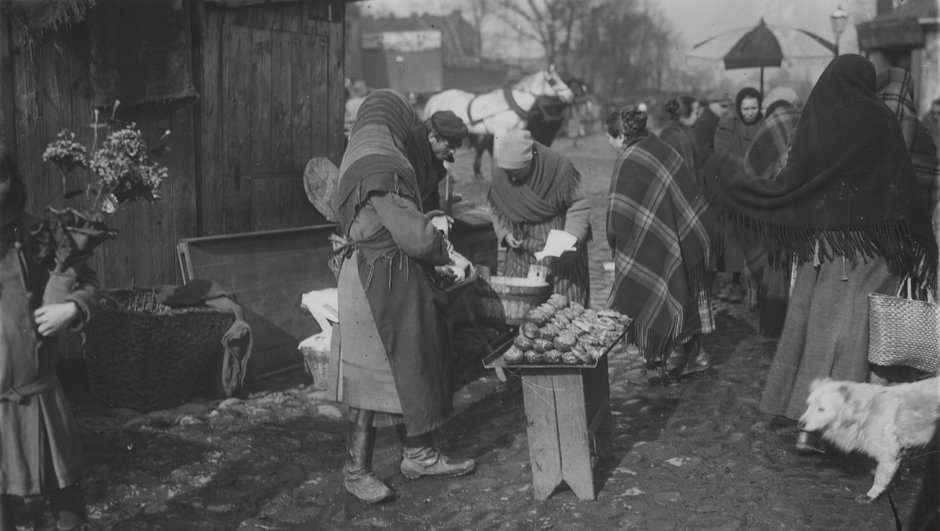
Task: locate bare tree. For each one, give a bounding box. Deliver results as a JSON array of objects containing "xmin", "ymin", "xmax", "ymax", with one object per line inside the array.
[
  {"xmin": 465, "ymin": 0, "xmax": 493, "ymax": 60},
  {"xmin": 491, "ymin": 0, "xmax": 591, "ymax": 69}
]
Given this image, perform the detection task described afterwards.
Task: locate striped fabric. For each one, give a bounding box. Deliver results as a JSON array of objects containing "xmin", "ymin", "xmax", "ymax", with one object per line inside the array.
[
  {"xmin": 658, "ymin": 122, "xmax": 698, "ymax": 183},
  {"xmin": 607, "ymin": 133, "xmax": 714, "ymax": 365}
]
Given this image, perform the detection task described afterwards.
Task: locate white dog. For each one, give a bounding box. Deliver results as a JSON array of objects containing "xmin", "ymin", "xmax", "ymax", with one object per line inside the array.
[{"xmin": 798, "ymin": 376, "xmax": 940, "ymax": 502}]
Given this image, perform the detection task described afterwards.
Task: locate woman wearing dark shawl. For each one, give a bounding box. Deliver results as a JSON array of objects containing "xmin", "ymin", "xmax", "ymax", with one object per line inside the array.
[
  {"xmin": 704, "ymin": 55, "xmax": 936, "ymax": 453},
  {"xmin": 740, "ymin": 91, "xmax": 802, "ymax": 339},
  {"xmin": 331, "ymin": 89, "xmax": 475, "ymax": 504},
  {"xmin": 487, "ymin": 129, "xmax": 592, "ymax": 306},
  {"xmin": 605, "ymin": 107, "xmax": 716, "ymax": 380}
]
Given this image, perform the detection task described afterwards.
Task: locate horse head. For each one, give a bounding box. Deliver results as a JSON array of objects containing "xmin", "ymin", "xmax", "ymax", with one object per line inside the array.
[{"xmin": 515, "ymin": 65, "xmax": 575, "ymax": 103}]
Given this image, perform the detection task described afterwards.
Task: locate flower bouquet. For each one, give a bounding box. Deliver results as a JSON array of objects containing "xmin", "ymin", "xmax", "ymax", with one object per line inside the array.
[{"xmin": 36, "ymin": 104, "xmax": 170, "ymax": 304}]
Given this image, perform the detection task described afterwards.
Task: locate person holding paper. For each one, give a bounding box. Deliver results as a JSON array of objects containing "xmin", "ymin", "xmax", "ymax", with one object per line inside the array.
[{"xmin": 487, "ymin": 129, "xmax": 592, "ymax": 305}]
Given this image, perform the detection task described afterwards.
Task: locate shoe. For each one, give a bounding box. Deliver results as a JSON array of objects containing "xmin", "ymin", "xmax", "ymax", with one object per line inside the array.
[
  {"xmin": 795, "ymin": 430, "xmax": 828, "ymax": 454},
  {"xmin": 681, "ymin": 349, "xmax": 711, "ymax": 376},
  {"xmin": 401, "ymin": 447, "xmax": 476, "ymax": 480},
  {"xmin": 344, "ymin": 413, "xmax": 394, "ymax": 504},
  {"xmin": 344, "ymin": 468, "xmax": 394, "ymax": 503}
]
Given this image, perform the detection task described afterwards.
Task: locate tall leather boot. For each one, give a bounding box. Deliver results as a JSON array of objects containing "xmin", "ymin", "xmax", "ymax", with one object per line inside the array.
[
  {"xmin": 343, "ymin": 408, "xmax": 394, "ymax": 503},
  {"xmin": 400, "ymin": 431, "xmax": 476, "ymax": 480}
]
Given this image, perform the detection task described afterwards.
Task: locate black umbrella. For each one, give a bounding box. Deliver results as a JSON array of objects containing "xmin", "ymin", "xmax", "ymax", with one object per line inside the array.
[{"xmin": 690, "ymin": 18, "xmax": 837, "ymax": 97}]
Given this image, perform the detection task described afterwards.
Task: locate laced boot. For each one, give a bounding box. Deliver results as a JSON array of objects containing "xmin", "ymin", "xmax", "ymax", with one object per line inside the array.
[
  {"xmin": 343, "ymin": 410, "xmax": 394, "ymax": 503},
  {"xmin": 401, "ymin": 435, "xmax": 475, "ymax": 480}
]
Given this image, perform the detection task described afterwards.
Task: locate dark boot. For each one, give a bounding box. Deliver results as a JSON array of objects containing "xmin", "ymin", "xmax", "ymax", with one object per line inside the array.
[
  {"xmin": 400, "ymin": 432, "xmax": 475, "ymax": 480},
  {"xmin": 681, "ymin": 336, "xmax": 711, "ymax": 376},
  {"xmin": 343, "ymin": 409, "xmax": 394, "ymax": 504},
  {"xmin": 0, "ymin": 495, "xmax": 15, "ymax": 531},
  {"xmin": 49, "ymin": 482, "xmax": 88, "ymax": 531}
]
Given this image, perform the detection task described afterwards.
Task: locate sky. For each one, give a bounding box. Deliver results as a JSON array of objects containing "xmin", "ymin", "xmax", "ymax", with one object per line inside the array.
[{"xmin": 357, "ymin": 0, "xmax": 871, "ymax": 89}]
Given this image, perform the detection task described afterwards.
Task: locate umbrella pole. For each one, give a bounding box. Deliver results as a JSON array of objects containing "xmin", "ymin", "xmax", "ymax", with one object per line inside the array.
[{"xmin": 760, "ymin": 67, "xmax": 764, "ymax": 100}]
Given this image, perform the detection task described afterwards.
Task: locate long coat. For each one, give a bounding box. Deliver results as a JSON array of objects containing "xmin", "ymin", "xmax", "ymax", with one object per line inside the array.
[{"xmin": 1, "ymin": 213, "xmax": 97, "ymax": 496}]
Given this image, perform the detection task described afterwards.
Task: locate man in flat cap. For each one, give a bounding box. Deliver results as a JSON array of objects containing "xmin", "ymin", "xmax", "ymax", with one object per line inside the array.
[
  {"xmin": 405, "ymin": 110, "xmax": 468, "ymax": 212},
  {"xmin": 487, "ymin": 129, "xmax": 592, "ymax": 305}
]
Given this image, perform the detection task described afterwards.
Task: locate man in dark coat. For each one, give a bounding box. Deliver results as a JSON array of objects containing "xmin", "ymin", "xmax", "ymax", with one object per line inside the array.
[{"xmin": 405, "ymin": 110, "xmax": 468, "ymax": 212}]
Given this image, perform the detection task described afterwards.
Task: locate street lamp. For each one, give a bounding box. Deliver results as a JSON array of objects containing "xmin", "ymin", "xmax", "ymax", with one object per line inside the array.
[{"xmin": 830, "ymin": 6, "xmax": 849, "ymax": 56}]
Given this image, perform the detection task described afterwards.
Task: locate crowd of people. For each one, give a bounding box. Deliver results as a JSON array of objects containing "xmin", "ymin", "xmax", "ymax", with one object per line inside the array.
[{"xmin": 2, "ymin": 52, "xmax": 938, "ymax": 525}]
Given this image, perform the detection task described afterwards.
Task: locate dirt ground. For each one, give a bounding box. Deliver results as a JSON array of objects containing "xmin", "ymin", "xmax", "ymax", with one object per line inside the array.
[{"xmin": 8, "ymin": 133, "xmax": 937, "ymax": 530}]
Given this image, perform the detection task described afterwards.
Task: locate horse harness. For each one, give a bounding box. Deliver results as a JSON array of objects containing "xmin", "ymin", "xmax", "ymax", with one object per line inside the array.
[{"xmin": 463, "ymin": 85, "xmax": 531, "ymax": 130}]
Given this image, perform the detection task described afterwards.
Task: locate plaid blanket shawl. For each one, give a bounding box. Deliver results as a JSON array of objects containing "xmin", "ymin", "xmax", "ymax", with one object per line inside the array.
[
  {"xmin": 877, "ymin": 68, "xmax": 940, "ymax": 213},
  {"xmin": 606, "ymin": 133, "xmax": 714, "ymax": 364},
  {"xmin": 658, "ymin": 122, "xmax": 698, "ymax": 181},
  {"xmin": 744, "ymin": 106, "xmax": 800, "ymax": 183}
]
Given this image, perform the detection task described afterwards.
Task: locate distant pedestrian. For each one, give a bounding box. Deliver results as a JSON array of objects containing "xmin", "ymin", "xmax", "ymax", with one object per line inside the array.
[
  {"xmin": 605, "ymin": 107, "xmax": 716, "ymax": 381},
  {"xmin": 693, "ymin": 88, "xmax": 731, "ymax": 171},
  {"xmin": 706, "ymin": 54, "xmax": 936, "ymax": 453},
  {"xmin": 0, "ymin": 146, "xmax": 98, "ymax": 531},
  {"xmin": 487, "ymin": 129, "xmax": 592, "ymax": 305}
]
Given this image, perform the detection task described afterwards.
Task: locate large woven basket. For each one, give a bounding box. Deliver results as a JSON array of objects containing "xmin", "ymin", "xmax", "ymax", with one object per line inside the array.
[{"xmin": 83, "ymin": 289, "xmax": 236, "ymax": 412}]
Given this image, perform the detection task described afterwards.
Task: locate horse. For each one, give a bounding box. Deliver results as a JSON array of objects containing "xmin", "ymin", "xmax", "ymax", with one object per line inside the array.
[
  {"xmin": 423, "ymin": 66, "xmax": 576, "ymax": 180},
  {"xmin": 462, "ymin": 77, "xmax": 590, "ymax": 180}
]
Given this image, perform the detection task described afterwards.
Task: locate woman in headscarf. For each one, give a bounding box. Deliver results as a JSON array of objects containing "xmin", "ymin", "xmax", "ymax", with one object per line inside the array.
[
  {"xmin": 659, "ymin": 95, "xmax": 701, "ymax": 183},
  {"xmin": 740, "ymin": 88, "xmax": 802, "ymax": 339},
  {"xmin": 331, "ymin": 89, "xmax": 475, "ymax": 504},
  {"xmin": 487, "ymin": 129, "xmax": 592, "ymax": 306},
  {"xmin": 705, "ymin": 55, "xmax": 936, "ymax": 453},
  {"xmin": 605, "ymin": 107, "xmax": 717, "ymax": 381}
]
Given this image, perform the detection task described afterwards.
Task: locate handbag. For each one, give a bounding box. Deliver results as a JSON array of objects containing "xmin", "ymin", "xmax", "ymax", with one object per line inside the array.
[{"xmin": 868, "ymin": 278, "xmax": 939, "ymax": 374}]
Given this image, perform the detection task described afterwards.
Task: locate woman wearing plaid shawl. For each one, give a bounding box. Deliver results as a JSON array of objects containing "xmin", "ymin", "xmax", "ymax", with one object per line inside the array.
[
  {"xmin": 605, "ymin": 106, "xmax": 717, "ymax": 381},
  {"xmin": 659, "ymin": 95, "xmax": 701, "ymax": 184},
  {"xmin": 876, "ymin": 68, "xmax": 940, "ymax": 216}
]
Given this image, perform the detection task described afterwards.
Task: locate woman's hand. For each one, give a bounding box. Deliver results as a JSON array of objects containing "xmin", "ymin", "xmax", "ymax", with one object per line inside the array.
[
  {"xmin": 430, "ymin": 215, "xmax": 454, "ymax": 235},
  {"xmin": 34, "ymin": 302, "xmax": 80, "ymax": 337},
  {"xmin": 448, "ymin": 251, "xmax": 472, "ymax": 281},
  {"xmin": 505, "ymin": 234, "xmax": 522, "ymax": 248}
]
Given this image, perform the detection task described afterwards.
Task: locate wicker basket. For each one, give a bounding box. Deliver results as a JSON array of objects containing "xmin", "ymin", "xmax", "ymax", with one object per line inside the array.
[
  {"xmin": 471, "ymin": 274, "xmax": 551, "ymax": 325},
  {"xmin": 83, "ymin": 289, "xmax": 236, "ymax": 412}
]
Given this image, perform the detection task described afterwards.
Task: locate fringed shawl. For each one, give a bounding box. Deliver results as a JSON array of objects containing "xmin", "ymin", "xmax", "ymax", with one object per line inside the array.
[
  {"xmin": 487, "ymin": 142, "xmax": 580, "ymax": 233},
  {"xmin": 606, "ymin": 133, "xmax": 714, "ymax": 365},
  {"xmin": 332, "ymin": 89, "xmax": 422, "ymax": 231},
  {"xmin": 704, "ymin": 54, "xmax": 936, "ymax": 286}
]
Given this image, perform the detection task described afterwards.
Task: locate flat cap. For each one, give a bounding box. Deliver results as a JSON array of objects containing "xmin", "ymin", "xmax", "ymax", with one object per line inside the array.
[{"xmin": 430, "ymin": 111, "xmax": 468, "ymax": 146}]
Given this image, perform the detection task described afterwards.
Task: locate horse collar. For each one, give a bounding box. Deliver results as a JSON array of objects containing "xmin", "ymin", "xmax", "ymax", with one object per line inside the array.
[{"xmin": 502, "ymin": 86, "xmax": 528, "ymax": 120}]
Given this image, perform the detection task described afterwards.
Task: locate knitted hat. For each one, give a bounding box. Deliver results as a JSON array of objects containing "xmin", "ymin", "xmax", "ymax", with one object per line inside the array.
[
  {"xmin": 429, "ymin": 111, "xmax": 468, "ymax": 147},
  {"xmin": 494, "ymin": 130, "xmax": 533, "ymax": 170}
]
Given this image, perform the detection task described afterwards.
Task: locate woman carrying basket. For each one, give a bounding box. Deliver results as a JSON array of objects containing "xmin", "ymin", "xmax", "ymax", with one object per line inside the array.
[
  {"xmin": 0, "ymin": 146, "xmax": 98, "ymax": 531},
  {"xmin": 705, "ymin": 54, "xmax": 936, "ymax": 453}
]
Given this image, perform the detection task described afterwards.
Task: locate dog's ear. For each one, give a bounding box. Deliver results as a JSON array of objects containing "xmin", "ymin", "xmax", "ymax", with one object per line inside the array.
[{"xmin": 837, "ymin": 384, "xmax": 852, "ymax": 401}]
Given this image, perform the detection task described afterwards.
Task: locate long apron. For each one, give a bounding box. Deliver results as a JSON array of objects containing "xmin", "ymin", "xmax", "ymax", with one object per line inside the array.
[{"xmin": 0, "ymin": 246, "xmax": 85, "ymax": 496}]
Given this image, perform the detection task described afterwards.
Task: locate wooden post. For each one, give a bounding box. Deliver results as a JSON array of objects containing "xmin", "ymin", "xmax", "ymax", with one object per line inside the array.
[{"xmin": 0, "ymin": 2, "xmax": 16, "ymax": 151}]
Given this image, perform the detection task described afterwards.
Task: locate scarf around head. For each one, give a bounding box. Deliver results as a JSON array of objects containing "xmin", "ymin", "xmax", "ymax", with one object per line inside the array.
[
  {"xmin": 704, "ymin": 54, "xmax": 935, "ymax": 284},
  {"xmin": 487, "ymin": 142, "xmax": 579, "ymax": 229},
  {"xmin": 332, "ymin": 89, "xmax": 422, "ymax": 231}
]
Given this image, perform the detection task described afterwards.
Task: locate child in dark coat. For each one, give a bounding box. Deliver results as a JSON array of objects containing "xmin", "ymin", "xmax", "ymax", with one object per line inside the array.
[{"xmin": 0, "ymin": 146, "xmax": 98, "ymax": 531}]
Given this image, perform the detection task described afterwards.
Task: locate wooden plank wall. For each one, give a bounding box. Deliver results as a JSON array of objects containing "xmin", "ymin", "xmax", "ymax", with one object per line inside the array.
[
  {"xmin": 1, "ymin": 0, "xmax": 348, "ymax": 288},
  {"xmin": 3, "ymin": 20, "xmax": 197, "ymax": 289},
  {"xmin": 198, "ymin": 2, "xmax": 346, "ymax": 237}
]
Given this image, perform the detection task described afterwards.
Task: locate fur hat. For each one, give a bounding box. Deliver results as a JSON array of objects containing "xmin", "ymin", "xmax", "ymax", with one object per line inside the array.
[{"xmin": 494, "ymin": 130, "xmax": 533, "ymax": 170}]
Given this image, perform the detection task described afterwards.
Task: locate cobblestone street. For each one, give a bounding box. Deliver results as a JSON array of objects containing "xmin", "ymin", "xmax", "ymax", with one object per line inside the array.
[{"xmin": 13, "ymin": 135, "xmax": 932, "ymax": 530}]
